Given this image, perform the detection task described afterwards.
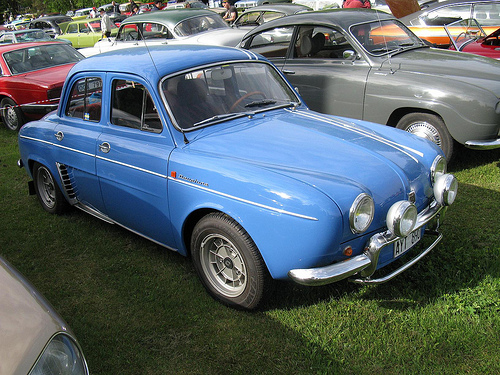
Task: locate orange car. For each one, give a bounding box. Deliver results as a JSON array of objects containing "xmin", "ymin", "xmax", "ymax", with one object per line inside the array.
[{"xmin": 400, "ymin": 0, "xmax": 500, "ymax": 47}]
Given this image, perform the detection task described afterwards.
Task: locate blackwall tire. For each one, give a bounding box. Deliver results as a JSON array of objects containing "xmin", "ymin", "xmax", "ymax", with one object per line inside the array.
[
  {"xmin": 33, "ymin": 162, "xmax": 69, "ymax": 215},
  {"xmin": 396, "ymin": 112, "xmax": 454, "ymax": 161},
  {"xmin": 191, "ymin": 212, "xmax": 268, "ymax": 310},
  {"xmin": 1, "ymin": 97, "xmax": 24, "ymax": 131}
]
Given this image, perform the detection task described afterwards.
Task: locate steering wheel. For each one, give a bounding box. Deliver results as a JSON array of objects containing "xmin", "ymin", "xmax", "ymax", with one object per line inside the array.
[{"xmin": 229, "ymin": 91, "xmax": 265, "ymax": 112}]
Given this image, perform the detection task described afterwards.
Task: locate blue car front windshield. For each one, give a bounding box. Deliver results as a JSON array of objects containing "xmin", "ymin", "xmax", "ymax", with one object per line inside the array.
[{"xmin": 161, "ymin": 62, "xmax": 300, "ymax": 131}]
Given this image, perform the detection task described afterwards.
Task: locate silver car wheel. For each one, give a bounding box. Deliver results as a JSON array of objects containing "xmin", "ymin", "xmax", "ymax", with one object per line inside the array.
[
  {"xmin": 199, "ymin": 233, "xmax": 247, "ymax": 298},
  {"xmin": 406, "ymin": 121, "xmax": 442, "ymax": 147},
  {"xmin": 396, "ymin": 112, "xmax": 453, "ymax": 161},
  {"xmin": 1, "ymin": 98, "xmax": 23, "ymax": 131},
  {"xmin": 35, "ymin": 165, "xmax": 57, "ymax": 210}
]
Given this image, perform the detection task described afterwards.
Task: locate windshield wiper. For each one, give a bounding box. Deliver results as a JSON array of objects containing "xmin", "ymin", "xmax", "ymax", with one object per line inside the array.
[
  {"xmin": 193, "ymin": 112, "xmax": 251, "ymax": 127},
  {"xmin": 390, "ymin": 43, "xmax": 429, "ymax": 56},
  {"xmin": 244, "ymin": 99, "xmax": 277, "ymax": 108}
]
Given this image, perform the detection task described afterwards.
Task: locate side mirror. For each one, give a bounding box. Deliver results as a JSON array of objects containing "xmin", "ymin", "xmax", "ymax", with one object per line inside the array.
[{"xmin": 343, "ymin": 50, "xmax": 357, "ymax": 60}]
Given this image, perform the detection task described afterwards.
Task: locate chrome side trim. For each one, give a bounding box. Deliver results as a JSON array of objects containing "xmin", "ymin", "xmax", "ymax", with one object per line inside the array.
[
  {"xmin": 96, "ymin": 155, "xmax": 167, "ymax": 179},
  {"xmin": 168, "ymin": 176, "xmax": 318, "ymax": 221},
  {"xmin": 73, "ymin": 203, "xmax": 178, "ymax": 252},
  {"xmin": 74, "ymin": 203, "xmax": 115, "ymax": 224},
  {"xmin": 22, "ymin": 135, "xmax": 318, "ymax": 221},
  {"xmin": 288, "ymin": 200, "xmax": 445, "ymax": 286},
  {"xmin": 464, "ymin": 137, "xmax": 500, "ymax": 150}
]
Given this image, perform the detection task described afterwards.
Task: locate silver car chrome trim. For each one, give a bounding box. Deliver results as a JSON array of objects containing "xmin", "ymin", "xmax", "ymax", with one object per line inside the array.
[
  {"xmin": 19, "ymin": 135, "xmax": 168, "ymax": 179},
  {"xmin": 288, "ymin": 254, "xmax": 372, "ymax": 286},
  {"xmin": 350, "ymin": 231, "xmax": 443, "ymax": 284},
  {"xmin": 464, "ymin": 137, "xmax": 500, "ymax": 150},
  {"xmin": 96, "ymin": 155, "xmax": 167, "ymax": 178},
  {"xmin": 288, "ymin": 199, "xmax": 445, "ymax": 286},
  {"xmin": 168, "ymin": 176, "xmax": 318, "ymax": 221}
]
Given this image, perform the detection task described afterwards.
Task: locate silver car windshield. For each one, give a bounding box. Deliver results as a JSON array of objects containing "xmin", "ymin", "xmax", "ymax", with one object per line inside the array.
[
  {"xmin": 350, "ymin": 19, "xmax": 425, "ymax": 56},
  {"xmin": 162, "ymin": 62, "xmax": 300, "ymax": 130},
  {"xmin": 174, "ymin": 14, "xmax": 228, "ymax": 37}
]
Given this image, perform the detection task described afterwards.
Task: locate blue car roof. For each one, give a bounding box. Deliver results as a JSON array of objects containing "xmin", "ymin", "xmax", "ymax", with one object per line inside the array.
[{"xmin": 69, "ymin": 45, "xmax": 263, "ymax": 79}]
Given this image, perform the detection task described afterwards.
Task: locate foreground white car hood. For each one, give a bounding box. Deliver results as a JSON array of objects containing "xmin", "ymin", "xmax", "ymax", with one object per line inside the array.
[
  {"xmin": 0, "ymin": 258, "xmax": 67, "ymax": 375},
  {"xmin": 178, "ymin": 28, "xmax": 249, "ymax": 47},
  {"xmin": 79, "ymin": 28, "xmax": 248, "ymax": 57}
]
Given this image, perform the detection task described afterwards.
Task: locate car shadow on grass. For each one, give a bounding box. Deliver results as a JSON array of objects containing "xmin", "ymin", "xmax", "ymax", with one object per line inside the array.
[{"xmin": 448, "ymin": 145, "xmax": 500, "ymax": 172}]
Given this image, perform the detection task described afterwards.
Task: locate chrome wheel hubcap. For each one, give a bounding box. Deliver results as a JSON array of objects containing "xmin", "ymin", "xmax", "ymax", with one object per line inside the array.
[
  {"xmin": 36, "ymin": 167, "xmax": 56, "ymax": 209},
  {"xmin": 406, "ymin": 121, "xmax": 441, "ymax": 147},
  {"xmin": 5, "ymin": 107, "xmax": 19, "ymax": 130},
  {"xmin": 200, "ymin": 234, "xmax": 247, "ymax": 297}
]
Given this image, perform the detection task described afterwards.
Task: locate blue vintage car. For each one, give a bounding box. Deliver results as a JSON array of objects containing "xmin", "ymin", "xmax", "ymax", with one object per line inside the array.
[{"xmin": 18, "ymin": 45, "xmax": 457, "ymax": 309}]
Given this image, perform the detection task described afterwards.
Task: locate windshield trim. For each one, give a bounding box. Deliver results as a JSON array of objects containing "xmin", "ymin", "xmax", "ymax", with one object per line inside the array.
[
  {"xmin": 349, "ymin": 19, "xmax": 426, "ymax": 58},
  {"xmin": 159, "ymin": 60, "xmax": 302, "ymax": 133}
]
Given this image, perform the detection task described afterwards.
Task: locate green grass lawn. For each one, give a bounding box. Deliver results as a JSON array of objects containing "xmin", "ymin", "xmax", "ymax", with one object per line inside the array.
[{"xmin": 1, "ymin": 127, "xmax": 499, "ymax": 374}]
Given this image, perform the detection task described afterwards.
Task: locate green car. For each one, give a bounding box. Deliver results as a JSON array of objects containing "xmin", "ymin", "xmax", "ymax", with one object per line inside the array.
[{"xmin": 56, "ymin": 18, "xmax": 118, "ymax": 48}]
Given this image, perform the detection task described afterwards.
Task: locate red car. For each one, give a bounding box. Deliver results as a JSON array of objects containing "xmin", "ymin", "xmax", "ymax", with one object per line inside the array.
[
  {"xmin": 447, "ymin": 18, "xmax": 500, "ymax": 58},
  {"xmin": 0, "ymin": 41, "xmax": 83, "ymax": 131}
]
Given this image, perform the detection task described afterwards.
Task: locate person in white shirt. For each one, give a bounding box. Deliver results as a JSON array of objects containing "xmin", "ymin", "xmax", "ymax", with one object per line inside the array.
[{"xmin": 99, "ymin": 8, "xmax": 112, "ymax": 38}]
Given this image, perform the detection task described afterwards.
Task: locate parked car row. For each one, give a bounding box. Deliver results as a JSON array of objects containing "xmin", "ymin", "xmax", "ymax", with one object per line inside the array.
[{"xmin": 3, "ymin": 6, "xmax": 500, "ymax": 159}]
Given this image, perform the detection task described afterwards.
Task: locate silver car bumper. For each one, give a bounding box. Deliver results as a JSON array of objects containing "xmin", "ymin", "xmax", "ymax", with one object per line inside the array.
[
  {"xmin": 465, "ymin": 137, "xmax": 500, "ymax": 150},
  {"xmin": 288, "ymin": 200, "xmax": 446, "ymax": 286}
]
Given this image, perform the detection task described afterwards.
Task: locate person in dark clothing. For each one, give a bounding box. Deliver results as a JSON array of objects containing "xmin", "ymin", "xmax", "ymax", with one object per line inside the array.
[{"xmin": 222, "ymin": 0, "xmax": 238, "ymax": 23}]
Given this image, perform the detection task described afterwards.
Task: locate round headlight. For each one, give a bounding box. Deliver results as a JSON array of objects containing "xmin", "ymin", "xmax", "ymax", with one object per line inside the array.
[
  {"xmin": 434, "ymin": 173, "xmax": 458, "ymax": 206},
  {"xmin": 431, "ymin": 155, "xmax": 447, "ymax": 185},
  {"xmin": 349, "ymin": 193, "xmax": 375, "ymax": 234},
  {"xmin": 31, "ymin": 334, "xmax": 88, "ymax": 375},
  {"xmin": 386, "ymin": 201, "xmax": 417, "ymax": 237}
]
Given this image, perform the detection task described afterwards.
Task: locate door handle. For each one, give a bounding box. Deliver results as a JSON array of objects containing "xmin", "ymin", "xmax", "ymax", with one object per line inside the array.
[
  {"xmin": 54, "ymin": 131, "xmax": 64, "ymax": 141},
  {"xmin": 282, "ymin": 69, "xmax": 295, "ymax": 75},
  {"xmin": 99, "ymin": 142, "xmax": 111, "ymax": 153}
]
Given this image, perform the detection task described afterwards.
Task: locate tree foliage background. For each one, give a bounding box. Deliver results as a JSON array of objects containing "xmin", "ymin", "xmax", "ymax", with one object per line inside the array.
[{"xmin": 1, "ymin": 0, "xmax": 100, "ymax": 16}]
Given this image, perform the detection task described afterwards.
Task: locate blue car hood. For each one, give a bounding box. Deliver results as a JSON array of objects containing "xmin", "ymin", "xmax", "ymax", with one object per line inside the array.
[{"xmin": 186, "ymin": 109, "xmax": 436, "ymax": 213}]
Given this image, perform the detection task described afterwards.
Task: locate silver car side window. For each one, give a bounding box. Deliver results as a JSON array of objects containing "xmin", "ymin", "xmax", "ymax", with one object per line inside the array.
[{"xmin": 295, "ymin": 26, "xmax": 352, "ymax": 59}]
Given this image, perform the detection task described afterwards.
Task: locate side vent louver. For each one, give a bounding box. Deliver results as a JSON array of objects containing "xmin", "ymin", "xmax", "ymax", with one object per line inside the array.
[{"xmin": 56, "ymin": 163, "xmax": 78, "ymax": 204}]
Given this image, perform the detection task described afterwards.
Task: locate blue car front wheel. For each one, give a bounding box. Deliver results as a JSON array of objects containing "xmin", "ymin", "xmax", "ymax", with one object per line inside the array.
[{"xmin": 191, "ymin": 212, "xmax": 269, "ymax": 310}]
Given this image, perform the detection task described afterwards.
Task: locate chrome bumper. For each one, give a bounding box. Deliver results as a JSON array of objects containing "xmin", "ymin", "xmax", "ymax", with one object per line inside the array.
[
  {"xmin": 21, "ymin": 103, "xmax": 58, "ymax": 115},
  {"xmin": 288, "ymin": 201, "xmax": 446, "ymax": 286},
  {"xmin": 465, "ymin": 137, "xmax": 500, "ymax": 150}
]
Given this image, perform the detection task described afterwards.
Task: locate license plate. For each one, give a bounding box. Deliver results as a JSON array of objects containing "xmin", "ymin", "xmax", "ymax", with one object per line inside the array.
[{"xmin": 394, "ymin": 229, "xmax": 422, "ymax": 258}]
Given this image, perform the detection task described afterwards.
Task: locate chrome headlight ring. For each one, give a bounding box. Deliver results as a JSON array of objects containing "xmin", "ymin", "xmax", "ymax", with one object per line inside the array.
[
  {"xmin": 349, "ymin": 193, "xmax": 375, "ymax": 234},
  {"xmin": 431, "ymin": 155, "xmax": 447, "ymax": 185},
  {"xmin": 434, "ymin": 173, "xmax": 458, "ymax": 206},
  {"xmin": 386, "ymin": 200, "xmax": 418, "ymax": 238}
]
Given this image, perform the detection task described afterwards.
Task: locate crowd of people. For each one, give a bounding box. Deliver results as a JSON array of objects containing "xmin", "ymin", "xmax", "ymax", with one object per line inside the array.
[{"xmin": 3, "ymin": 0, "xmax": 294, "ymax": 31}]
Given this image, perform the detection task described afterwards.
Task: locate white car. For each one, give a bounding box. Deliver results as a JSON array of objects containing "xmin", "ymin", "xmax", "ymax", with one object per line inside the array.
[
  {"xmin": 0, "ymin": 255, "xmax": 88, "ymax": 375},
  {"xmin": 79, "ymin": 9, "xmax": 249, "ymax": 57}
]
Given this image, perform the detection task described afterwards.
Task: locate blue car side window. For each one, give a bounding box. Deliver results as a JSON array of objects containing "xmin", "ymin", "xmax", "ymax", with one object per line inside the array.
[
  {"xmin": 65, "ymin": 77, "xmax": 102, "ymax": 122},
  {"xmin": 111, "ymin": 79, "xmax": 162, "ymax": 133}
]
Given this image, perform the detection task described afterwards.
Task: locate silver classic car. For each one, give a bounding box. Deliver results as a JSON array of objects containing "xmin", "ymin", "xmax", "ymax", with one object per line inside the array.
[
  {"xmin": 240, "ymin": 9, "xmax": 500, "ymax": 160},
  {"xmin": 0, "ymin": 255, "xmax": 88, "ymax": 375}
]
